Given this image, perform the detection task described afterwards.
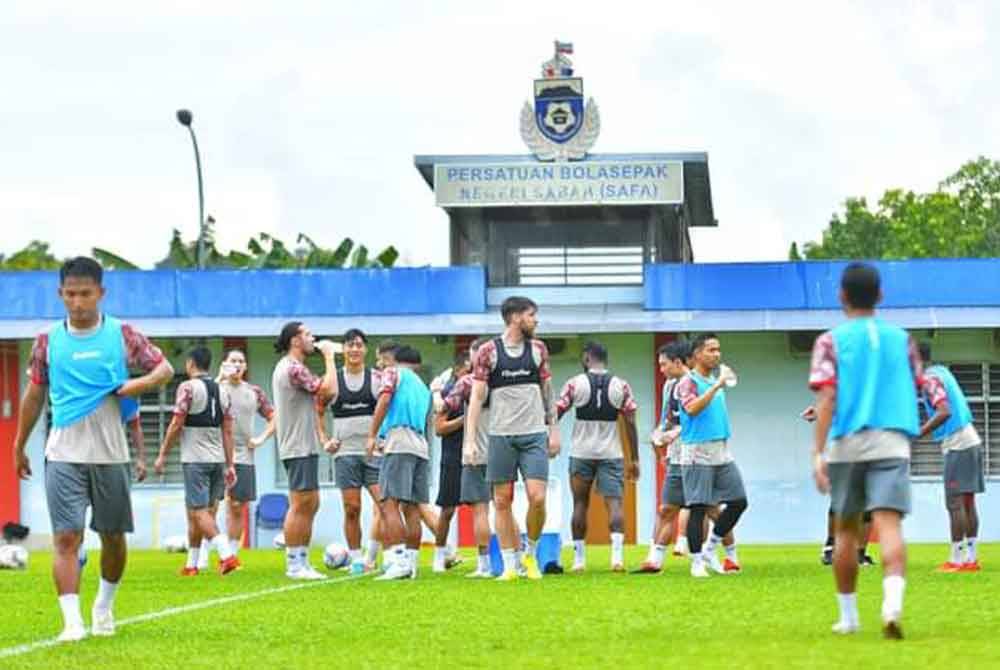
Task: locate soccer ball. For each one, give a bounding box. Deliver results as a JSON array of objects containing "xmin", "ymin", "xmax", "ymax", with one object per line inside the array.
[
  {"xmin": 273, "ymin": 532, "xmax": 286, "ymax": 549},
  {"xmin": 163, "ymin": 535, "xmax": 189, "ymax": 553},
  {"xmin": 0, "ymin": 545, "xmax": 29, "ymax": 570},
  {"xmin": 323, "ymin": 542, "xmax": 349, "ymax": 570}
]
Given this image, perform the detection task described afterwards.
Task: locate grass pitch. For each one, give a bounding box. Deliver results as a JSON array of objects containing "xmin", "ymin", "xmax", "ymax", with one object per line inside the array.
[{"xmin": 0, "ymin": 544, "xmax": 995, "ymax": 669}]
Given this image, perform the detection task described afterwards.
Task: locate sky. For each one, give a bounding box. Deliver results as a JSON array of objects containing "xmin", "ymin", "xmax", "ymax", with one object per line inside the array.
[{"xmin": 2, "ymin": 1, "xmax": 998, "ymax": 267}]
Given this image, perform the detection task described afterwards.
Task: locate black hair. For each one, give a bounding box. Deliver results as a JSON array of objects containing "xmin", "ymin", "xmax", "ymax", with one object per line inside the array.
[
  {"xmin": 188, "ymin": 346, "xmax": 212, "ymax": 372},
  {"xmin": 59, "ymin": 256, "xmax": 103, "ymax": 286},
  {"xmin": 500, "ymin": 296, "xmax": 538, "ymax": 324},
  {"xmin": 274, "ymin": 321, "xmax": 304, "ymax": 354},
  {"xmin": 918, "ymin": 341, "xmax": 932, "ymax": 363},
  {"xmin": 841, "ymin": 262, "xmax": 881, "ymax": 310},
  {"xmin": 343, "ymin": 328, "xmax": 367, "ymax": 345},
  {"xmin": 582, "ymin": 340, "xmax": 608, "ymax": 364},
  {"xmin": 453, "ymin": 350, "xmax": 470, "ymax": 367},
  {"xmin": 377, "ymin": 339, "xmax": 401, "ymax": 355},
  {"xmin": 691, "ymin": 333, "xmax": 719, "ymax": 354},
  {"xmin": 395, "ymin": 345, "xmax": 422, "ymax": 365},
  {"xmin": 659, "ymin": 340, "xmax": 690, "ymax": 363}
]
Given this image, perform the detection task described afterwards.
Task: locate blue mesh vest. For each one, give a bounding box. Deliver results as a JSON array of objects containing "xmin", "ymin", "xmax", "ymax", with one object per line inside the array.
[
  {"xmin": 381, "ymin": 367, "xmax": 431, "ymax": 438},
  {"xmin": 47, "ymin": 315, "xmax": 130, "ymax": 429},
  {"xmin": 922, "ymin": 364, "xmax": 973, "ymax": 441},
  {"xmin": 830, "ymin": 318, "xmax": 919, "ymax": 440},
  {"xmin": 678, "ymin": 371, "xmax": 731, "ymax": 444}
]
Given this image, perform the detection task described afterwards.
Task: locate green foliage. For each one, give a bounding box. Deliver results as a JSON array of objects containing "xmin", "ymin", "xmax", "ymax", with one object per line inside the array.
[
  {"xmin": 0, "ymin": 241, "xmax": 62, "ymax": 270},
  {"xmin": 799, "ymin": 157, "xmax": 1000, "ymax": 259}
]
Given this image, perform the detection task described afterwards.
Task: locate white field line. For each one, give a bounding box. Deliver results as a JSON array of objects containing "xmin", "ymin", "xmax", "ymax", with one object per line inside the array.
[{"xmin": 0, "ymin": 572, "xmax": 364, "ymax": 660}]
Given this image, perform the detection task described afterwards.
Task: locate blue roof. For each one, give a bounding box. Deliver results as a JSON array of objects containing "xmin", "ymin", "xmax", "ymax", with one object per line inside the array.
[{"xmin": 1, "ymin": 260, "xmax": 997, "ymax": 338}]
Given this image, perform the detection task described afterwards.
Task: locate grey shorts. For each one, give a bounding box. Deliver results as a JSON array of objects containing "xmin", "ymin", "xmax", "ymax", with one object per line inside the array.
[
  {"xmin": 45, "ymin": 461, "xmax": 134, "ymax": 534},
  {"xmin": 570, "ymin": 457, "xmax": 624, "ymax": 499},
  {"xmin": 662, "ymin": 467, "xmax": 686, "ymax": 507},
  {"xmin": 460, "ymin": 465, "xmax": 491, "ymax": 504},
  {"xmin": 944, "ymin": 447, "xmax": 985, "ymax": 496},
  {"xmin": 378, "ymin": 453, "xmax": 429, "ymax": 504},
  {"xmin": 487, "ymin": 432, "xmax": 549, "ymax": 484},
  {"xmin": 283, "ymin": 455, "xmax": 319, "ymax": 492},
  {"xmin": 183, "ymin": 462, "xmax": 225, "ymax": 509},
  {"xmin": 229, "ymin": 464, "xmax": 257, "ymax": 502},
  {"xmin": 682, "ymin": 461, "xmax": 746, "ymax": 506},
  {"xmin": 829, "ymin": 458, "xmax": 911, "ymax": 517},
  {"xmin": 335, "ymin": 455, "xmax": 381, "ymax": 490}
]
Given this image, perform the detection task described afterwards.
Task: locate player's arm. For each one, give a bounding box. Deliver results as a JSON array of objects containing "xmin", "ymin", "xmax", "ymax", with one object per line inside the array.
[
  {"xmin": 366, "ymin": 394, "xmax": 391, "ymax": 457},
  {"xmin": 12, "ymin": 381, "xmax": 46, "ymax": 480},
  {"xmin": 117, "ymin": 359, "xmax": 173, "ymax": 398},
  {"xmin": 250, "ymin": 387, "xmax": 276, "ymax": 448},
  {"xmin": 155, "ymin": 383, "xmax": 189, "ymax": 474},
  {"xmin": 918, "ymin": 376, "xmax": 951, "ymax": 438},
  {"xmin": 315, "ymin": 399, "xmax": 332, "ymax": 449},
  {"xmin": 464, "ymin": 347, "xmax": 490, "ymax": 451},
  {"xmin": 435, "ymin": 409, "xmax": 464, "ymax": 437},
  {"xmin": 251, "ymin": 416, "xmax": 276, "ymax": 449},
  {"xmin": 555, "ymin": 378, "xmax": 574, "ymax": 422},
  {"xmin": 221, "ymin": 413, "xmax": 237, "ymax": 488},
  {"xmin": 810, "ymin": 385, "xmax": 835, "ymax": 495},
  {"xmin": 155, "ymin": 414, "xmax": 185, "ymax": 474},
  {"xmin": 128, "ymin": 416, "xmax": 147, "ymax": 482},
  {"xmin": 537, "ymin": 344, "xmax": 560, "ymax": 458},
  {"xmin": 314, "ymin": 342, "xmax": 339, "ymax": 404},
  {"xmin": 682, "ymin": 377, "xmax": 726, "ymax": 417}
]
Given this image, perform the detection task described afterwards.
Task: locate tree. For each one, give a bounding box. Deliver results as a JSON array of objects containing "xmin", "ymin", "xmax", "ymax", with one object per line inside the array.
[
  {"xmin": 0, "ymin": 241, "xmax": 62, "ymax": 270},
  {"xmin": 797, "ymin": 158, "xmax": 1000, "ymax": 260}
]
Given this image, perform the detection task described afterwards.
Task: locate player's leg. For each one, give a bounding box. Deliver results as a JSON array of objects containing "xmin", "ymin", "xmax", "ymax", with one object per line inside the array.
[
  {"xmin": 89, "ymin": 462, "xmax": 134, "ymax": 636},
  {"xmin": 341, "ymin": 486, "xmax": 364, "ymax": 562},
  {"xmin": 866, "ymin": 458, "xmax": 911, "ymax": 639},
  {"xmin": 857, "ymin": 512, "xmax": 875, "ymax": 566},
  {"xmin": 433, "ymin": 505, "xmax": 457, "ymax": 572},
  {"xmin": 472, "ymin": 501, "xmax": 492, "ymax": 576},
  {"xmin": 701, "ymin": 463, "xmax": 747, "ymax": 573},
  {"xmin": 225, "ymin": 497, "xmax": 244, "ymax": 554},
  {"xmin": 597, "ymin": 459, "xmax": 626, "ymax": 571},
  {"xmin": 519, "ymin": 432, "xmax": 549, "ymax": 579},
  {"xmin": 959, "ymin": 446, "xmax": 985, "ymax": 569},
  {"xmin": 364, "ymin": 482, "xmax": 384, "ymax": 570},
  {"xmin": 569, "ymin": 459, "xmax": 595, "ymax": 572},
  {"xmin": 488, "ymin": 435, "xmax": 521, "ymax": 579},
  {"xmin": 822, "ymin": 507, "xmax": 835, "ymax": 565},
  {"xmin": 674, "ymin": 506, "xmax": 690, "ymax": 555},
  {"xmin": 963, "ymin": 494, "xmax": 979, "ymax": 567},
  {"xmin": 47, "ymin": 462, "xmax": 88, "ymax": 641},
  {"xmin": 832, "ymin": 511, "xmax": 862, "ymax": 632}
]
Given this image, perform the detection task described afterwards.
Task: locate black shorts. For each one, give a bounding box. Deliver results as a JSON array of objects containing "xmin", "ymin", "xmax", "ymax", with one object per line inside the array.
[{"xmin": 436, "ymin": 462, "xmax": 463, "ymax": 507}]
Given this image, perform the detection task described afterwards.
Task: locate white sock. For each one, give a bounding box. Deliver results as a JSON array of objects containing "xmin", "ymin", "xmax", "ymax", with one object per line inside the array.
[
  {"xmin": 212, "ymin": 534, "xmax": 234, "ymax": 561},
  {"xmin": 349, "ymin": 549, "xmax": 363, "ymax": 564},
  {"xmin": 725, "ymin": 543, "xmax": 738, "ymax": 561},
  {"xmin": 651, "ymin": 544, "xmax": 666, "ymax": 568},
  {"xmin": 94, "ymin": 578, "xmax": 119, "ymax": 612},
  {"xmin": 407, "ymin": 549, "xmax": 419, "ymax": 573},
  {"xmin": 478, "ymin": 552, "xmax": 490, "ymax": 573},
  {"xmin": 882, "ymin": 575, "xmax": 905, "ymax": 622},
  {"xmin": 836, "ymin": 592, "xmax": 859, "ymax": 626},
  {"xmin": 525, "ymin": 538, "xmax": 537, "ymax": 559},
  {"xmin": 446, "ymin": 544, "xmax": 458, "ymax": 559},
  {"xmin": 366, "ymin": 541, "xmax": 381, "ymax": 565},
  {"xmin": 230, "ymin": 538, "xmax": 240, "ymax": 556},
  {"xmin": 434, "ymin": 546, "xmax": 447, "ymax": 565},
  {"xmin": 966, "ymin": 537, "xmax": 977, "ymax": 562},
  {"xmin": 200, "ymin": 538, "xmax": 211, "ymax": 555},
  {"xmin": 573, "ymin": 540, "xmax": 586, "ymax": 565},
  {"xmin": 58, "ymin": 594, "xmax": 84, "ymax": 629},
  {"xmin": 514, "ymin": 549, "xmax": 525, "ymax": 569},
  {"xmin": 286, "ymin": 546, "xmax": 302, "ymax": 570},
  {"xmin": 691, "ymin": 552, "xmax": 704, "ymax": 568},
  {"xmin": 704, "ymin": 533, "xmax": 722, "ymax": 554},
  {"xmin": 502, "ymin": 549, "xmax": 517, "ymax": 573},
  {"xmin": 186, "ymin": 547, "xmax": 200, "ymax": 569},
  {"xmin": 951, "ymin": 541, "xmax": 964, "ymax": 564},
  {"xmin": 611, "ymin": 532, "xmax": 624, "ymax": 564}
]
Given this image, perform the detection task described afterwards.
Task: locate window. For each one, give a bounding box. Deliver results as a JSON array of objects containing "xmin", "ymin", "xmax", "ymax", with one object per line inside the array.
[
  {"xmin": 912, "ymin": 363, "xmax": 998, "ymax": 478},
  {"xmin": 135, "ymin": 374, "xmax": 187, "ymax": 485},
  {"xmin": 510, "ymin": 246, "xmax": 645, "ymax": 286}
]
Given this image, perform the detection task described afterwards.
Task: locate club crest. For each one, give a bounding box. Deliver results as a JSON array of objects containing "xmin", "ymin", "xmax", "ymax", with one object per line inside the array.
[{"xmin": 521, "ymin": 41, "xmax": 600, "ymax": 162}]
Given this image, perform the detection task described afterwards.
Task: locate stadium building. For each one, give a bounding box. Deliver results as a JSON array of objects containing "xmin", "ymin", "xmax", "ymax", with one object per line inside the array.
[{"xmin": 2, "ymin": 155, "xmax": 998, "ymax": 550}]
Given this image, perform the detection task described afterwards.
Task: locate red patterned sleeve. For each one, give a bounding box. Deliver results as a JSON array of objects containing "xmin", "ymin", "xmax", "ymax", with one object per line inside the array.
[
  {"xmin": 287, "ymin": 360, "xmax": 322, "ymax": 394},
  {"xmin": 472, "ymin": 340, "xmax": 495, "ymax": 382},
  {"xmin": 380, "ymin": 367, "xmax": 399, "ymax": 397},
  {"xmin": 808, "ymin": 331, "xmax": 837, "ymax": 390},
  {"xmin": 442, "ymin": 375, "xmax": 471, "ymax": 413},
  {"xmin": 121, "ymin": 323, "xmax": 165, "ymax": 372},
  {"xmin": 173, "ymin": 381, "xmax": 193, "ymax": 418},
  {"xmin": 28, "ymin": 333, "xmax": 49, "ymax": 385},
  {"xmin": 252, "ymin": 384, "xmax": 275, "ymax": 419},
  {"xmin": 555, "ymin": 377, "xmax": 575, "ymax": 414},
  {"xmin": 676, "ymin": 376, "xmax": 700, "ymax": 412},
  {"xmin": 920, "ymin": 374, "xmax": 950, "ymax": 410}
]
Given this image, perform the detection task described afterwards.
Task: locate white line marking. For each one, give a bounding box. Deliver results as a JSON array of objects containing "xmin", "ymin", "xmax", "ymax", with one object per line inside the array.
[{"xmin": 0, "ymin": 573, "xmax": 364, "ymax": 660}]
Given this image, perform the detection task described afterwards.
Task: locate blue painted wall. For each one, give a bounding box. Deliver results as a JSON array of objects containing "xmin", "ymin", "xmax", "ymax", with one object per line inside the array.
[{"xmin": 645, "ymin": 259, "xmax": 1000, "ymax": 311}]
